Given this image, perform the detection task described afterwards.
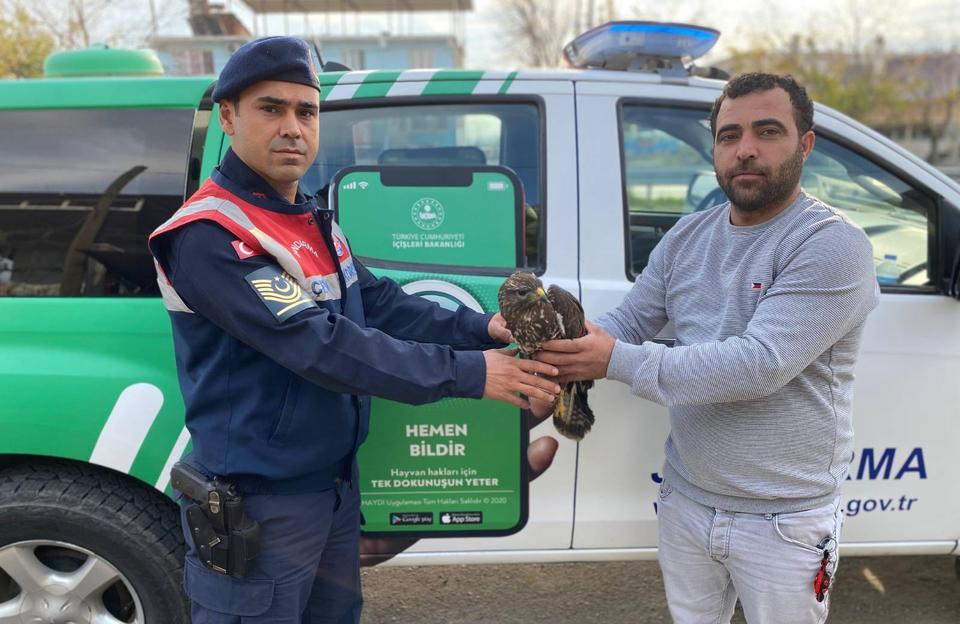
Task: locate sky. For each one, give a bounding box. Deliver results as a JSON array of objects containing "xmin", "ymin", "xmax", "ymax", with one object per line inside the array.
[
  {"xmin": 465, "ymin": 0, "xmax": 960, "ymax": 67},
  {"xmin": 152, "ymin": 0, "xmax": 960, "ymax": 68}
]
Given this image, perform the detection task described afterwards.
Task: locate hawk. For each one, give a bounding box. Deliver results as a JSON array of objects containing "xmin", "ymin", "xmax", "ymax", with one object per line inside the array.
[{"xmin": 497, "ymin": 271, "xmax": 595, "ymax": 441}]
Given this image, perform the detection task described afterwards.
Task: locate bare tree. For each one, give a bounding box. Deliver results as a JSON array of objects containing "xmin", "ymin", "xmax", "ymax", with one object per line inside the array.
[
  {"xmin": 23, "ymin": 0, "xmax": 187, "ymax": 50},
  {"xmin": 498, "ymin": 0, "xmax": 575, "ymax": 68},
  {"xmin": 627, "ymin": 0, "xmax": 707, "ymax": 26},
  {"xmin": 30, "ymin": 0, "xmax": 122, "ymax": 49},
  {"xmin": 922, "ymin": 95, "xmax": 960, "ymax": 164},
  {"xmin": 830, "ymin": 0, "xmax": 899, "ymax": 58},
  {"xmin": 601, "ymin": 0, "xmax": 618, "ymax": 23},
  {"xmin": 910, "ymin": 54, "xmax": 960, "ymax": 164}
]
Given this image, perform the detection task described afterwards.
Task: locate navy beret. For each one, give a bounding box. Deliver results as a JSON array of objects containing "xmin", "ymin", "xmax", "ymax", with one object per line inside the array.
[{"xmin": 212, "ymin": 36, "xmax": 320, "ymax": 103}]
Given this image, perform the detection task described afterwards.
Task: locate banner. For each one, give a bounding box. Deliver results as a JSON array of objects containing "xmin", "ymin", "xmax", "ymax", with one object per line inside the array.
[{"xmin": 334, "ymin": 166, "xmax": 528, "ymax": 536}]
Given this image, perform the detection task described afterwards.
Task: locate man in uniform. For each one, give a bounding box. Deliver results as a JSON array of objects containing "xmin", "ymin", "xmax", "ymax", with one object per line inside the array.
[{"xmin": 149, "ymin": 36, "xmax": 559, "ymax": 622}]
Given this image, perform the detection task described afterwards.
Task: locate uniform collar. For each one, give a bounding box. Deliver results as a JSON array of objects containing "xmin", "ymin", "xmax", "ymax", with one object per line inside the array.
[{"xmin": 212, "ymin": 148, "xmax": 316, "ymax": 215}]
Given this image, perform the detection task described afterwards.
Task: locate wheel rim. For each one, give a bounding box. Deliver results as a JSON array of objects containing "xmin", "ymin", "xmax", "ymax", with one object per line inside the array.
[{"xmin": 0, "ymin": 540, "xmax": 144, "ymax": 624}]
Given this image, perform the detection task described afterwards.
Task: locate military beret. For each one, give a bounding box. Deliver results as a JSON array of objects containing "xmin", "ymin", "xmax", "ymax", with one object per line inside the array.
[{"xmin": 212, "ymin": 36, "xmax": 320, "ymax": 103}]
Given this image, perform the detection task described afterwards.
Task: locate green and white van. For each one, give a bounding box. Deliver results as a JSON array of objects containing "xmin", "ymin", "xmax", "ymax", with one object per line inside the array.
[{"xmin": 2, "ymin": 25, "xmax": 959, "ymax": 622}]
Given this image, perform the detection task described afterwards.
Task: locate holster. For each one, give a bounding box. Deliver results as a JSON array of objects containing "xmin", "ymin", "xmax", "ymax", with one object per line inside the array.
[{"xmin": 171, "ymin": 461, "xmax": 261, "ymax": 579}]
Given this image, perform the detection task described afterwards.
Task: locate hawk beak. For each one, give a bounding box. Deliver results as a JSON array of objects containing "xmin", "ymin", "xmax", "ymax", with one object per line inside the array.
[{"xmin": 536, "ymin": 287, "xmax": 546, "ymax": 298}]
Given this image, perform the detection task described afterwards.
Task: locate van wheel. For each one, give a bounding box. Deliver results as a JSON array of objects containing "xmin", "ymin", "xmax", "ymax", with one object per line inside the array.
[{"xmin": 0, "ymin": 460, "xmax": 189, "ymax": 623}]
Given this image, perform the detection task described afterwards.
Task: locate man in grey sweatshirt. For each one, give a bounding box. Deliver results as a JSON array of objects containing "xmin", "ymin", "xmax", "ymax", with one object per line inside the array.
[{"xmin": 536, "ymin": 73, "xmax": 879, "ymax": 623}]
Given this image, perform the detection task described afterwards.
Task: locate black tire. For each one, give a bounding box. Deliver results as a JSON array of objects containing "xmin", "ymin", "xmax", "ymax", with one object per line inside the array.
[{"xmin": 0, "ymin": 460, "xmax": 189, "ymax": 622}]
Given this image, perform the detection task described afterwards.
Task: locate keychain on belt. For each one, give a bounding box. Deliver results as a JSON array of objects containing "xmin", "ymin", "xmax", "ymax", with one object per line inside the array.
[{"xmin": 813, "ymin": 537, "xmax": 836, "ymax": 602}]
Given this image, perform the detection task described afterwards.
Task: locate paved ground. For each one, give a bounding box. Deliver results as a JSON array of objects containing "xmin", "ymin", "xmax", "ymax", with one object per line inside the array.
[{"xmin": 360, "ymin": 556, "xmax": 959, "ymax": 623}]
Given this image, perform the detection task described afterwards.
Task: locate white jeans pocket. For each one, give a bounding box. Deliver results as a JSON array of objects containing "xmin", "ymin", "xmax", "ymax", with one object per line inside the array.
[{"xmin": 773, "ymin": 498, "xmax": 842, "ymax": 556}]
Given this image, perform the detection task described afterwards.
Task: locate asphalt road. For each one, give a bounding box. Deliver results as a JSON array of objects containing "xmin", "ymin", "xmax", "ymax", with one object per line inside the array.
[{"xmin": 360, "ymin": 556, "xmax": 960, "ymax": 623}]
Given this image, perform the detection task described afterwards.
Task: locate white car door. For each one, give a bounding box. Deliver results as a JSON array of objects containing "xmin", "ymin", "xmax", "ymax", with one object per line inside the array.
[
  {"xmin": 573, "ymin": 77, "xmax": 960, "ymax": 556},
  {"xmin": 368, "ymin": 77, "xmax": 582, "ymax": 562},
  {"xmin": 572, "ymin": 78, "xmax": 723, "ymax": 553},
  {"xmin": 810, "ymin": 112, "xmax": 960, "ymax": 554}
]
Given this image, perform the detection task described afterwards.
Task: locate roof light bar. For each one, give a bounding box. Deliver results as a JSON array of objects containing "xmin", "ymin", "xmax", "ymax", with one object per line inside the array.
[{"xmin": 563, "ymin": 21, "xmax": 720, "ymax": 75}]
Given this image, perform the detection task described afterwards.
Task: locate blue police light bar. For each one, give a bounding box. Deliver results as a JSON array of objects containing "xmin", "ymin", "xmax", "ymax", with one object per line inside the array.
[{"xmin": 564, "ymin": 21, "xmax": 720, "ymax": 72}]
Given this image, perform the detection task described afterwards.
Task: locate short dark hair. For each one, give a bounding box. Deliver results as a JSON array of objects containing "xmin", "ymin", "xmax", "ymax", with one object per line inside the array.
[{"xmin": 709, "ymin": 73, "xmax": 814, "ymax": 138}]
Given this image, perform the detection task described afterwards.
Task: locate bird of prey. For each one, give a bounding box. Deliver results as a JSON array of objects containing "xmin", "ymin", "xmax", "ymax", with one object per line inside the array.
[{"xmin": 497, "ymin": 271, "xmax": 595, "ymax": 441}]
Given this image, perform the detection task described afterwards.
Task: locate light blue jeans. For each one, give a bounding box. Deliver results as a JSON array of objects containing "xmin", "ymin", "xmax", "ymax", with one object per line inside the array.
[{"xmin": 657, "ymin": 478, "xmax": 843, "ymax": 624}]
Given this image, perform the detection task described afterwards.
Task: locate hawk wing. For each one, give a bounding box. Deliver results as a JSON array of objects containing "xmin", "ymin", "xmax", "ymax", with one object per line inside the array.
[
  {"xmin": 546, "ymin": 284, "xmax": 594, "ymax": 441},
  {"xmin": 547, "ymin": 285, "xmax": 586, "ymax": 340}
]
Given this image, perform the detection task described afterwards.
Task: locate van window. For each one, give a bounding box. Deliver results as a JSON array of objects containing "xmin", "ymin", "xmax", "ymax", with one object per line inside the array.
[
  {"xmin": 311, "ymin": 102, "xmax": 544, "ymax": 269},
  {"xmin": 619, "ymin": 105, "xmax": 718, "ymax": 277},
  {"xmin": 0, "ymin": 109, "xmax": 193, "ymax": 297},
  {"xmin": 620, "ymin": 103, "xmax": 936, "ymax": 288},
  {"xmin": 802, "ymin": 140, "xmax": 934, "ymax": 287}
]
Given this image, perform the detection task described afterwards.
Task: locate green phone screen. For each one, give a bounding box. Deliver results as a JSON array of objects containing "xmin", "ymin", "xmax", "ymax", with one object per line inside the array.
[{"xmin": 334, "ymin": 165, "xmax": 528, "ymax": 537}]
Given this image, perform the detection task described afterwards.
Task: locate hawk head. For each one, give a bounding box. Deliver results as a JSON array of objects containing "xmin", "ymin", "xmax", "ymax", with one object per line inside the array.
[
  {"xmin": 498, "ymin": 271, "xmax": 561, "ymax": 354},
  {"xmin": 498, "ymin": 271, "xmax": 547, "ymax": 316}
]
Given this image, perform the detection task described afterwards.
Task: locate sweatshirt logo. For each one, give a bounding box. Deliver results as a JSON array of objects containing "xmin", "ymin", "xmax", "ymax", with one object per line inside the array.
[{"xmin": 750, "ymin": 282, "xmax": 763, "ymax": 291}]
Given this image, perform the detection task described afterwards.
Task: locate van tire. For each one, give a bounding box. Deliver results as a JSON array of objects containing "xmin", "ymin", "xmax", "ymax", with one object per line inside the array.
[{"xmin": 0, "ymin": 460, "xmax": 189, "ymax": 622}]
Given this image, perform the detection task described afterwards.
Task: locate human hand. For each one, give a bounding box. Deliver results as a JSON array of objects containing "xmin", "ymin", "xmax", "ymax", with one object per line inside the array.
[
  {"xmin": 534, "ymin": 321, "xmax": 615, "ymax": 383},
  {"xmin": 487, "ymin": 312, "xmax": 513, "ymax": 344},
  {"xmin": 482, "ymin": 348, "xmax": 560, "ymax": 409},
  {"xmin": 528, "ymin": 394, "xmax": 556, "ymax": 421},
  {"xmin": 360, "ymin": 406, "xmax": 559, "ymax": 566}
]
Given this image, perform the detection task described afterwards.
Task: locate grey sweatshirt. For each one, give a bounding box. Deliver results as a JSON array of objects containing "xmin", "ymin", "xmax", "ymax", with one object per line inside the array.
[{"xmin": 596, "ymin": 192, "xmax": 880, "ymax": 513}]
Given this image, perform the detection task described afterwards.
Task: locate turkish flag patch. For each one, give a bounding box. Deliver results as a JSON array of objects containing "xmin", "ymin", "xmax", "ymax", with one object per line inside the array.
[{"xmin": 231, "ymin": 240, "xmax": 262, "ymax": 259}]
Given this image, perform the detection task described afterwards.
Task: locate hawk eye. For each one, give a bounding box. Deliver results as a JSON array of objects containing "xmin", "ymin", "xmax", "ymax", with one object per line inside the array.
[{"xmin": 517, "ymin": 288, "xmax": 530, "ymax": 297}]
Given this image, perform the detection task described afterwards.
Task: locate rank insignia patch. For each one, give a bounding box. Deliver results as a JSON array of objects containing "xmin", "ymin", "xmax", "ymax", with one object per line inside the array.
[{"xmin": 245, "ymin": 266, "xmax": 315, "ymax": 321}]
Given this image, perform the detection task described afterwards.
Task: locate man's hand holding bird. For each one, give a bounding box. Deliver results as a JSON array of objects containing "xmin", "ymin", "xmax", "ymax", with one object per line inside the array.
[{"xmin": 535, "ymin": 320, "xmax": 616, "ymax": 383}]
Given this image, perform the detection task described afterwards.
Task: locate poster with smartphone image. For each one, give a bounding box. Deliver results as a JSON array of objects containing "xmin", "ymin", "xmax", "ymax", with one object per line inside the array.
[{"xmin": 333, "ymin": 164, "xmax": 528, "ymax": 537}]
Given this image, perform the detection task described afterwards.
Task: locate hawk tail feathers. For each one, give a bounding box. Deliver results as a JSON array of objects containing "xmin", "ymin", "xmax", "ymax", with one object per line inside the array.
[{"xmin": 552, "ymin": 380, "xmax": 595, "ymax": 441}]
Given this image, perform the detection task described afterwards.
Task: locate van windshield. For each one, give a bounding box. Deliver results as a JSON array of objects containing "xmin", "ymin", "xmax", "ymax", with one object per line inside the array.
[
  {"xmin": 0, "ymin": 108, "xmax": 193, "ymax": 297},
  {"xmin": 311, "ymin": 102, "xmax": 544, "ymax": 269}
]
